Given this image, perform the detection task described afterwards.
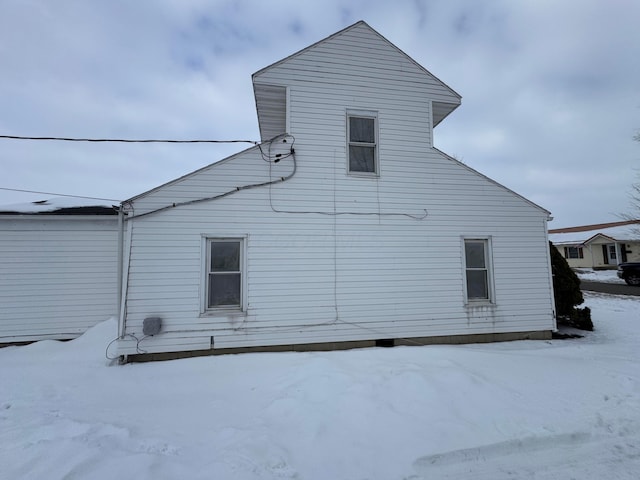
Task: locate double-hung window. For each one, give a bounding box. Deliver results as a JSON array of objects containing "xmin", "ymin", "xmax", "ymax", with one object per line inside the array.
[
  {"xmin": 205, "ymin": 238, "xmax": 243, "ymax": 310},
  {"xmin": 463, "ymin": 238, "xmax": 493, "ymax": 303},
  {"xmin": 347, "ymin": 111, "xmax": 378, "ymax": 175}
]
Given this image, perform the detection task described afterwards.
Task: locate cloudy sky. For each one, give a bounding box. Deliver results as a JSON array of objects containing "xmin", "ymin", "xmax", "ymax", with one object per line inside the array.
[{"xmin": 1, "ymin": 0, "xmax": 639, "ymax": 227}]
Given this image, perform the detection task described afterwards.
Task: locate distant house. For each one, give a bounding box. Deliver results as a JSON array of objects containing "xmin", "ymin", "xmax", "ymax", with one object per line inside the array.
[
  {"xmin": 0, "ymin": 198, "xmax": 118, "ymax": 343},
  {"xmin": 117, "ymin": 21, "xmax": 556, "ymax": 359},
  {"xmin": 548, "ymin": 220, "xmax": 640, "ymax": 269}
]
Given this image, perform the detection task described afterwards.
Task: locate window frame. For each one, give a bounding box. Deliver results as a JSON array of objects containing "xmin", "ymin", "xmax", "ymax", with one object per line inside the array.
[
  {"xmin": 346, "ymin": 109, "xmax": 379, "ymax": 177},
  {"xmin": 462, "ymin": 237, "xmax": 495, "ymax": 305},
  {"xmin": 564, "ymin": 246, "xmax": 584, "ymax": 259},
  {"xmin": 201, "ymin": 236, "xmax": 247, "ymax": 314}
]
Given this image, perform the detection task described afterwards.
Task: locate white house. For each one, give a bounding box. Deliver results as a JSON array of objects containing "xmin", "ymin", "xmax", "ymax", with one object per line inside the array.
[
  {"xmin": 549, "ymin": 220, "xmax": 640, "ymax": 269},
  {"xmin": 117, "ymin": 21, "xmax": 556, "ymax": 359},
  {"xmin": 0, "ymin": 198, "xmax": 119, "ymax": 343}
]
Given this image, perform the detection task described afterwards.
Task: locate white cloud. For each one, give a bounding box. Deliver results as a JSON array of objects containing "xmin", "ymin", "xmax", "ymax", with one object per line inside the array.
[{"xmin": 1, "ymin": 0, "xmax": 639, "ymax": 226}]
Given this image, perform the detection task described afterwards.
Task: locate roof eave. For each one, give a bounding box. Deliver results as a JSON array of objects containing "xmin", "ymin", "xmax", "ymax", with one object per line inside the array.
[
  {"xmin": 252, "ymin": 20, "xmax": 461, "ymax": 104},
  {"xmin": 434, "ymin": 147, "xmax": 552, "ymax": 217}
]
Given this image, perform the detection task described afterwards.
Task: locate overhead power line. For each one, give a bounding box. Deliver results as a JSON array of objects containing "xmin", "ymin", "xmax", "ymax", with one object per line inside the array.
[
  {"xmin": 0, "ymin": 135, "xmax": 259, "ymax": 145},
  {"xmin": 0, "ymin": 187, "xmax": 120, "ymax": 202}
]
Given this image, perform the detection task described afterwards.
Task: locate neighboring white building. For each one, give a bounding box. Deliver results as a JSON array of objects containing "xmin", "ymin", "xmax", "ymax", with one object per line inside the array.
[
  {"xmin": 0, "ymin": 198, "xmax": 119, "ymax": 343},
  {"xmin": 549, "ymin": 220, "xmax": 640, "ymax": 269},
  {"xmin": 117, "ymin": 21, "xmax": 556, "ymax": 358}
]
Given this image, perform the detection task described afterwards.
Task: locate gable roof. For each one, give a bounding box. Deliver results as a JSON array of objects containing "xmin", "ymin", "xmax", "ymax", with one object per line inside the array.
[
  {"xmin": 548, "ymin": 220, "xmax": 640, "ymax": 234},
  {"xmin": 548, "ymin": 220, "xmax": 640, "ymax": 245},
  {"xmin": 252, "ymin": 21, "xmax": 461, "ymax": 140},
  {"xmin": 123, "ymin": 144, "xmax": 260, "ymax": 204},
  {"xmin": 126, "ymin": 22, "xmax": 546, "ymax": 220},
  {"xmin": 434, "ymin": 147, "xmax": 551, "ymax": 217}
]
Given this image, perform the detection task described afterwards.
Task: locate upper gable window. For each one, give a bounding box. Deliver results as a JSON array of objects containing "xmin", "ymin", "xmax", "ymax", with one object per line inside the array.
[{"xmin": 347, "ymin": 111, "xmax": 378, "ymax": 176}]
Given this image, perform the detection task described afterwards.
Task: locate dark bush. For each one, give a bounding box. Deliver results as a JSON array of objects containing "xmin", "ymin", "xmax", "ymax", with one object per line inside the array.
[
  {"xmin": 566, "ymin": 306, "xmax": 594, "ymax": 331},
  {"xmin": 550, "ymin": 242, "xmax": 593, "ymax": 331}
]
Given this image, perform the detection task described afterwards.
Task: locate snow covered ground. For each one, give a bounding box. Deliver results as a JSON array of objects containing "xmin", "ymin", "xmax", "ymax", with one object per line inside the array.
[
  {"xmin": 2, "ymin": 293, "xmax": 639, "ymax": 479},
  {"xmin": 575, "ymin": 268, "xmax": 626, "ymax": 284}
]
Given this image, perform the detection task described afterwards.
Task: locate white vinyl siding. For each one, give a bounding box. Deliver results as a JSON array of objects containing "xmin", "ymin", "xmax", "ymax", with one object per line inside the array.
[
  {"xmin": 254, "ymin": 83, "xmax": 287, "ymax": 141},
  {"xmin": 118, "ymin": 141, "xmax": 554, "ymax": 355},
  {"xmin": 118, "ymin": 23, "xmax": 553, "ymax": 355},
  {"xmin": 0, "ymin": 217, "xmax": 118, "ymax": 342}
]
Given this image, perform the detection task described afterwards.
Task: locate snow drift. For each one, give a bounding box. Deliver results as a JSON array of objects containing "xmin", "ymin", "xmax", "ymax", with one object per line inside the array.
[{"xmin": 1, "ymin": 293, "xmax": 639, "ymax": 479}]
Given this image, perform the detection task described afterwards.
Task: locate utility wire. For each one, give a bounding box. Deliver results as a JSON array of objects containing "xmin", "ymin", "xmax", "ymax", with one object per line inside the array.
[
  {"xmin": 0, "ymin": 135, "xmax": 258, "ymax": 144},
  {"xmin": 126, "ymin": 136, "xmax": 297, "ymax": 220},
  {"xmin": 1, "ymin": 135, "xmax": 272, "ymax": 205},
  {"xmin": 0, "ymin": 187, "xmax": 120, "ymax": 202}
]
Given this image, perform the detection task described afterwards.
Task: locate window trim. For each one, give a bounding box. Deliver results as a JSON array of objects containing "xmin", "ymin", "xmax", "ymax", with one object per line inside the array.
[
  {"xmin": 201, "ymin": 236, "xmax": 247, "ymax": 314},
  {"xmin": 346, "ymin": 109, "xmax": 379, "ymax": 177},
  {"xmin": 462, "ymin": 237, "xmax": 495, "ymax": 305},
  {"xmin": 564, "ymin": 246, "xmax": 584, "ymax": 259}
]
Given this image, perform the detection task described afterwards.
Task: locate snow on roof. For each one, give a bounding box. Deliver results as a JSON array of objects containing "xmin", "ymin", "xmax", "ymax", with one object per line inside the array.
[
  {"xmin": 0, "ymin": 197, "xmax": 117, "ymax": 215},
  {"xmin": 549, "ymin": 221, "xmax": 640, "ymax": 245}
]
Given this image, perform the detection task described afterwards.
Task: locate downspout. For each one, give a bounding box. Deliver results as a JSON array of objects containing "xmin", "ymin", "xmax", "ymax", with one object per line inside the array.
[
  {"xmin": 117, "ymin": 202, "xmax": 133, "ymax": 337},
  {"xmin": 117, "ymin": 204, "xmax": 133, "ymax": 362},
  {"xmin": 117, "ymin": 204, "xmax": 124, "ymax": 330}
]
